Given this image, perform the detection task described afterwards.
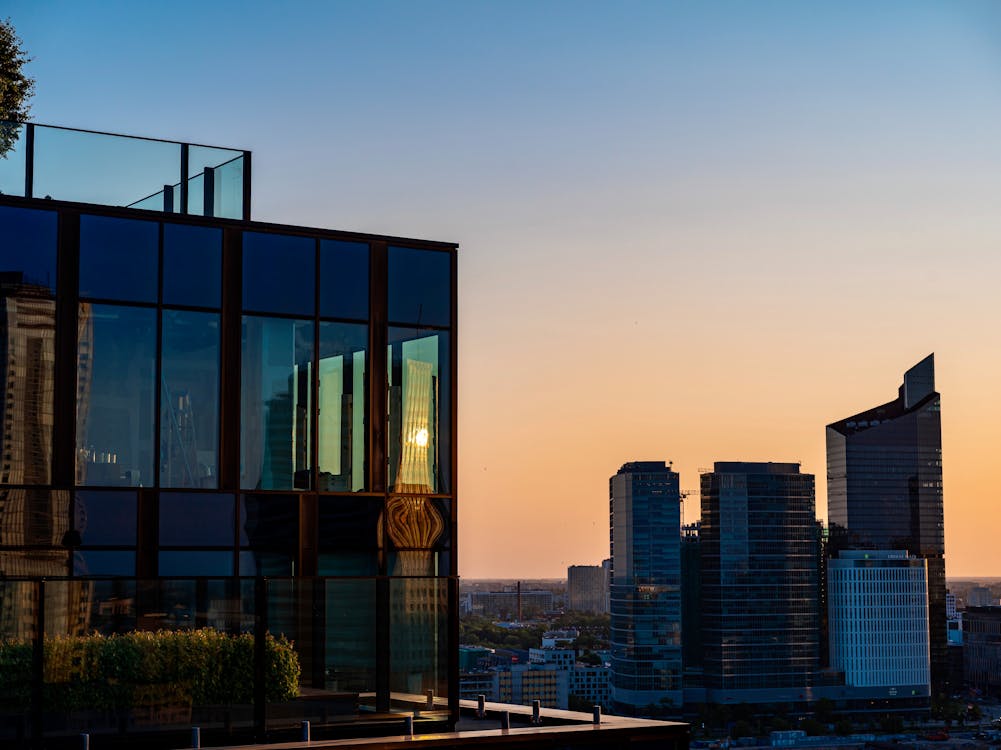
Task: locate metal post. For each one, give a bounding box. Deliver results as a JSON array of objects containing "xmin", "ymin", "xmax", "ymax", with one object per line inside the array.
[
  {"xmin": 80, "ymin": 733, "xmax": 89, "ymax": 750},
  {"xmin": 301, "ymin": 720, "xmax": 310, "ymax": 742},
  {"xmin": 404, "ymin": 715, "xmax": 414, "ymax": 737},
  {"xmin": 500, "ymin": 711, "xmax": 510, "ymax": 730},
  {"xmin": 190, "ymin": 726, "xmax": 201, "ymax": 748},
  {"xmin": 24, "ymin": 123, "xmax": 34, "ymax": 198},
  {"xmin": 163, "ymin": 184, "xmax": 174, "ymax": 213},
  {"xmin": 477, "ymin": 694, "xmax": 485, "ymax": 719},
  {"xmin": 203, "ymin": 166, "xmax": 215, "ymax": 217},
  {"xmin": 593, "ymin": 705, "xmax": 601, "ymax": 725},
  {"xmin": 532, "ymin": 699, "xmax": 541, "ymax": 725},
  {"xmin": 426, "ymin": 689, "xmax": 434, "ymax": 709}
]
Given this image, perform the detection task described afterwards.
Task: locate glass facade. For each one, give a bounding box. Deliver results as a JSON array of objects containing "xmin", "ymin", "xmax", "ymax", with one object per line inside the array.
[
  {"xmin": 0, "ymin": 158, "xmax": 458, "ymax": 741},
  {"xmin": 700, "ymin": 462, "xmax": 819, "ymax": 698},
  {"xmin": 826, "ymin": 354, "xmax": 947, "ymax": 693},
  {"xmin": 608, "ymin": 461, "xmax": 683, "ymax": 715}
]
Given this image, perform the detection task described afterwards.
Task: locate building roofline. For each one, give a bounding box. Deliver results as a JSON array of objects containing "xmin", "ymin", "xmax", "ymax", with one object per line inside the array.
[{"xmin": 0, "ymin": 193, "xmax": 459, "ymax": 250}]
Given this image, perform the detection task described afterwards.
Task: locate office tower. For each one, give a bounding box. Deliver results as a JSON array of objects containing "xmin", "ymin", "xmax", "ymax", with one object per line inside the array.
[
  {"xmin": 680, "ymin": 523, "xmax": 702, "ymax": 671},
  {"xmin": 700, "ymin": 462, "xmax": 819, "ymax": 704},
  {"xmin": 969, "ymin": 587, "xmax": 994, "ymax": 608},
  {"xmin": 826, "ymin": 355, "xmax": 946, "ymax": 692},
  {"xmin": 828, "ymin": 551, "xmax": 929, "ymax": 700},
  {"xmin": 568, "ymin": 564, "xmax": 608, "ymax": 614},
  {"xmin": 608, "ymin": 461, "xmax": 683, "ymax": 715}
]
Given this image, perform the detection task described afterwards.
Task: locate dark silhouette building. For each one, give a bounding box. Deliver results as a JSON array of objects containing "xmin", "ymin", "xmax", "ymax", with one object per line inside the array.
[
  {"xmin": 826, "ymin": 355, "xmax": 946, "ymax": 694},
  {"xmin": 609, "ymin": 461, "xmax": 683, "ymax": 715},
  {"xmin": 700, "ymin": 462, "xmax": 819, "ymax": 704},
  {"xmin": 0, "ymin": 121, "xmax": 458, "ymax": 742}
]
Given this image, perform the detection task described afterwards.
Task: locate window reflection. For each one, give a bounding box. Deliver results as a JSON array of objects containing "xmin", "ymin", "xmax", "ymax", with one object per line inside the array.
[
  {"xmin": 390, "ymin": 577, "xmax": 448, "ymax": 702},
  {"xmin": 0, "ymin": 270, "xmax": 56, "ymax": 485},
  {"xmin": 388, "ymin": 328, "xmax": 449, "ymax": 494},
  {"xmin": 388, "ymin": 246, "xmax": 450, "ymax": 326},
  {"xmin": 162, "ymin": 223, "xmax": 222, "ymax": 308},
  {"xmin": 243, "ymin": 232, "xmax": 315, "ymax": 316},
  {"xmin": 320, "ymin": 240, "xmax": 368, "ymax": 320},
  {"xmin": 159, "ymin": 493, "xmax": 235, "ymax": 546},
  {"xmin": 241, "ymin": 317, "xmax": 314, "ymax": 490},
  {"xmin": 76, "ymin": 305, "xmax": 156, "ymax": 486},
  {"xmin": 161, "ymin": 310, "xmax": 220, "ymax": 488},
  {"xmin": 318, "ymin": 322, "xmax": 367, "ymax": 492},
  {"xmin": 74, "ymin": 491, "xmax": 137, "ymax": 545},
  {"xmin": 0, "ymin": 205, "xmax": 57, "ymax": 294},
  {"xmin": 79, "ymin": 215, "xmax": 158, "ymax": 303}
]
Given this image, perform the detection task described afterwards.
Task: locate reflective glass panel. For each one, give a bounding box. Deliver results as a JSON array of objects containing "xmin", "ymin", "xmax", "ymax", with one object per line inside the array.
[
  {"xmin": 325, "ymin": 579, "xmax": 377, "ymax": 692},
  {"xmin": 0, "ymin": 121, "xmax": 27, "ymax": 197},
  {"xmin": 188, "ymin": 145, "xmax": 244, "ymax": 220},
  {"xmin": 0, "ymin": 210, "xmax": 56, "ymax": 483},
  {"xmin": 240, "ymin": 494, "xmax": 298, "ymax": 552},
  {"xmin": 159, "ymin": 550, "xmax": 234, "ymax": 577},
  {"xmin": 79, "ymin": 215, "xmax": 159, "ymax": 302},
  {"xmin": 386, "ymin": 497, "xmax": 450, "ymax": 577},
  {"xmin": 73, "ymin": 550, "xmax": 136, "ymax": 577},
  {"xmin": 161, "ymin": 310, "xmax": 220, "ymax": 488},
  {"xmin": 319, "ymin": 240, "xmax": 368, "ymax": 320},
  {"xmin": 318, "ymin": 322, "xmax": 367, "ymax": 492},
  {"xmin": 74, "ymin": 491, "xmax": 137, "ymax": 545},
  {"xmin": 388, "ymin": 328, "xmax": 450, "ymax": 493},
  {"xmin": 388, "ymin": 246, "xmax": 450, "ymax": 326},
  {"xmin": 77, "ymin": 305, "xmax": 156, "ymax": 486},
  {"xmin": 390, "ymin": 577, "xmax": 448, "ymax": 704},
  {"xmin": 163, "ymin": 223, "xmax": 222, "ymax": 307},
  {"xmin": 33, "ymin": 125, "xmax": 181, "ymax": 209},
  {"xmin": 0, "ymin": 489, "xmax": 69, "ymax": 547},
  {"xmin": 317, "ymin": 498, "xmax": 380, "ymax": 576},
  {"xmin": 159, "ymin": 493, "xmax": 235, "ymax": 546},
  {"xmin": 241, "ymin": 317, "xmax": 314, "ymax": 490},
  {"xmin": 242, "ymin": 232, "xmax": 315, "ymax": 316},
  {"xmin": 0, "ymin": 205, "xmax": 57, "ymax": 293}
]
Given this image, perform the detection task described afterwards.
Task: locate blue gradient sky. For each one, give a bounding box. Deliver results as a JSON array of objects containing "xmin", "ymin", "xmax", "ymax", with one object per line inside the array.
[{"xmin": 9, "ymin": 1, "xmax": 1001, "ymax": 577}]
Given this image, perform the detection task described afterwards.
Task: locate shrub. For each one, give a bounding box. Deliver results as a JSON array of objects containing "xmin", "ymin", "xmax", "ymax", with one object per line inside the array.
[{"xmin": 0, "ymin": 629, "xmax": 299, "ymax": 711}]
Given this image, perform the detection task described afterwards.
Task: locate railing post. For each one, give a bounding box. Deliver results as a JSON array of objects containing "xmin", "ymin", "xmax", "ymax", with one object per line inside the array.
[
  {"xmin": 163, "ymin": 184, "xmax": 174, "ymax": 213},
  {"xmin": 203, "ymin": 166, "xmax": 215, "ymax": 217},
  {"xmin": 180, "ymin": 143, "xmax": 189, "ymax": 214},
  {"xmin": 532, "ymin": 699, "xmax": 541, "ymax": 725},
  {"xmin": 301, "ymin": 720, "xmax": 310, "ymax": 742},
  {"xmin": 500, "ymin": 711, "xmax": 510, "ymax": 730},
  {"xmin": 190, "ymin": 726, "xmax": 201, "ymax": 748},
  {"xmin": 404, "ymin": 715, "xmax": 414, "ymax": 737},
  {"xmin": 24, "ymin": 122, "xmax": 34, "ymax": 198},
  {"xmin": 593, "ymin": 705, "xmax": 601, "ymax": 724},
  {"xmin": 476, "ymin": 694, "xmax": 485, "ymax": 719}
]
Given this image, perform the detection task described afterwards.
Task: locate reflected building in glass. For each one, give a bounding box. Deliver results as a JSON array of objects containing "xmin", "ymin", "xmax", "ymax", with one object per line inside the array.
[
  {"xmin": 0, "ymin": 122, "xmax": 458, "ymax": 735},
  {"xmin": 826, "ymin": 355, "xmax": 946, "ymax": 694},
  {"xmin": 608, "ymin": 461, "xmax": 683, "ymax": 715}
]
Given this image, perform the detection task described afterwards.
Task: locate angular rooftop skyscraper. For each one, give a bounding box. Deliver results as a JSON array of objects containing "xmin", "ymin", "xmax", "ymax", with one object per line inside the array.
[{"xmin": 826, "ymin": 354, "xmax": 946, "ymax": 693}]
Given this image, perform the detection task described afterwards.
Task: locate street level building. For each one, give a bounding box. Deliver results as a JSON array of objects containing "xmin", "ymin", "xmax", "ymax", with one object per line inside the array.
[
  {"xmin": 609, "ymin": 461, "xmax": 683, "ymax": 715},
  {"xmin": 963, "ymin": 606, "xmax": 1001, "ymax": 698}
]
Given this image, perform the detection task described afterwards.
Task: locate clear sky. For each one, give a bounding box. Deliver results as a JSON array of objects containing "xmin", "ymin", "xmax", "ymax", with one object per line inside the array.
[{"xmin": 9, "ymin": 1, "xmax": 1001, "ymax": 578}]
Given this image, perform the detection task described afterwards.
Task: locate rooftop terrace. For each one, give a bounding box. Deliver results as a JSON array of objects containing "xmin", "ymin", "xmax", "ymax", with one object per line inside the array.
[{"xmin": 0, "ymin": 121, "xmax": 249, "ymax": 220}]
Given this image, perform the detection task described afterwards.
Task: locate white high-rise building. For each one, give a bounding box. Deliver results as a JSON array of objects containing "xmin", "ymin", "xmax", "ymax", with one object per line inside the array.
[{"xmin": 828, "ymin": 550, "xmax": 930, "ymax": 693}]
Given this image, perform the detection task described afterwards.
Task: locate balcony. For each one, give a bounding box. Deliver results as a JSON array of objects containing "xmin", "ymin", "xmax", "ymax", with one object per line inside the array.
[{"xmin": 0, "ymin": 121, "xmax": 249, "ymax": 220}]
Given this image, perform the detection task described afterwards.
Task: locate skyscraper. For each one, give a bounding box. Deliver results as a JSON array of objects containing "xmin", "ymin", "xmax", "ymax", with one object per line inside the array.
[
  {"xmin": 826, "ymin": 354, "xmax": 946, "ymax": 693},
  {"xmin": 700, "ymin": 462, "xmax": 819, "ymax": 704},
  {"xmin": 609, "ymin": 461, "xmax": 683, "ymax": 715},
  {"xmin": 567, "ymin": 564, "xmax": 609, "ymax": 614}
]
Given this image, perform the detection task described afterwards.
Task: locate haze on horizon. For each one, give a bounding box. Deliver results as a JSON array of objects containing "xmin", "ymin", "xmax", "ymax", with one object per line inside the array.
[{"xmin": 8, "ymin": 0, "xmax": 1001, "ymax": 579}]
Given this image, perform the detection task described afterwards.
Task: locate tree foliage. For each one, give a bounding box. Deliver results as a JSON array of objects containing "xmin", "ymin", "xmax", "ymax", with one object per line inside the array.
[{"xmin": 0, "ymin": 18, "xmax": 34, "ymax": 156}]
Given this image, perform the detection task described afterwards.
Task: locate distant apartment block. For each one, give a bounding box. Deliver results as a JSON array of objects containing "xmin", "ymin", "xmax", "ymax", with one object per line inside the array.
[
  {"xmin": 469, "ymin": 589, "xmax": 554, "ymax": 619},
  {"xmin": 828, "ymin": 550, "xmax": 930, "ymax": 699},
  {"xmin": 963, "ymin": 606, "xmax": 1001, "ymax": 698},
  {"xmin": 568, "ymin": 564, "xmax": 609, "ymax": 614},
  {"xmin": 969, "ymin": 586, "xmax": 994, "ymax": 608}
]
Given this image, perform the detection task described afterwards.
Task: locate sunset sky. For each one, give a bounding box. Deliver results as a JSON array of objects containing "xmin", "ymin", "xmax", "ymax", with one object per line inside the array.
[{"xmin": 9, "ymin": 1, "xmax": 1001, "ymax": 579}]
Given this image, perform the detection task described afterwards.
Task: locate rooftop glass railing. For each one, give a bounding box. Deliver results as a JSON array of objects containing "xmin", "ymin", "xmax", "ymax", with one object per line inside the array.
[{"xmin": 0, "ymin": 120, "xmax": 250, "ymax": 219}]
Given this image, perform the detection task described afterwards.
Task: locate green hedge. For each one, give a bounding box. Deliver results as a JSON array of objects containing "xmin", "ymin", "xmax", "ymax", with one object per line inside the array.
[{"xmin": 0, "ymin": 629, "xmax": 299, "ymax": 712}]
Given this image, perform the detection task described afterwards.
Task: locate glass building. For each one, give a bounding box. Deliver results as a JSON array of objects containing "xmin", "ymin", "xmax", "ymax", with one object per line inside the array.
[
  {"xmin": 0, "ymin": 122, "xmax": 457, "ymax": 745},
  {"xmin": 608, "ymin": 461, "xmax": 683, "ymax": 715},
  {"xmin": 826, "ymin": 355, "xmax": 946, "ymax": 694},
  {"xmin": 699, "ymin": 462, "xmax": 819, "ymax": 703}
]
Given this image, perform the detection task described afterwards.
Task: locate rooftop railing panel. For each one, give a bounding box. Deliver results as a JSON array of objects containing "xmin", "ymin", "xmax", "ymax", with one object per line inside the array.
[{"xmin": 0, "ymin": 121, "xmax": 249, "ymax": 219}]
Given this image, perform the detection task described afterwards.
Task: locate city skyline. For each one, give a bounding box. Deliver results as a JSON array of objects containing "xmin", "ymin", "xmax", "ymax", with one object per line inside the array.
[{"xmin": 7, "ymin": 2, "xmax": 1001, "ymax": 578}]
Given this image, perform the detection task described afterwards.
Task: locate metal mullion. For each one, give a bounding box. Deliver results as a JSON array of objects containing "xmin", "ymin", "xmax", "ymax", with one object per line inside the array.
[
  {"xmin": 312, "ymin": 238, "xmax": 320, "ymax": 493},
  {"xmin": 24, "ymin": 123, "xmax": 34, "ymax": 199},
  {"xmin": 53, "ymin": 210, "xmax": 80, "ymax": 488}
]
